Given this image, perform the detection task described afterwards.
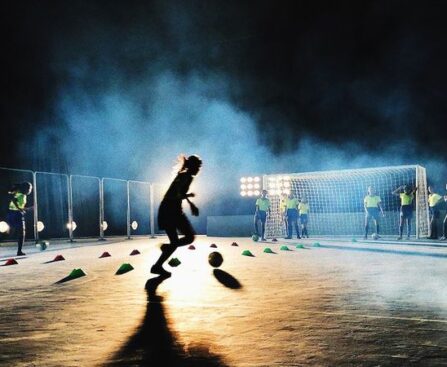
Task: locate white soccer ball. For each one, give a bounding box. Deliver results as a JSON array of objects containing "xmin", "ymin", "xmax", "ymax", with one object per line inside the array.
[{"xmin": 371, "ymin": 233, "xmax": 379, "ymax": 240}]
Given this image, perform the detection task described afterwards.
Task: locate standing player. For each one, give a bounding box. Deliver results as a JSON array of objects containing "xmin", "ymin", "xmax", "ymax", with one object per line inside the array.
[
  {"xmin": 440, "ymin": 183, "xmax": 447, "ymax": 241},
  {"xmin": 6, "ymin": 182, "xmax": 33, "ymax": 256},
  {"xmin": 280, "ymin": 192, "xmax": 288, "ymax": 237},
  {"xmin": 298, "ymin": 196, "xmax": 310, "ymax": 238},
  {"xmin": 392, "ymin": 185, "xmax": 417, "ymax": 240},
  {"xmin": 363, "ymin": 186, "xmax": 384, "ymax": 240},
  {"xmin": 151, "ymin": 155, "xmax": 202, "ymax": 277},
  {"xmin": 285, "ymin": 192, "xmax": 300, "ymax": 239},
  {"xmin": 427, "ymin": 185, "xmax": 443, "ymax": 240},
  {"xmin": 254, "ymin": 190, "xmax": 270, "ymax": 241}
]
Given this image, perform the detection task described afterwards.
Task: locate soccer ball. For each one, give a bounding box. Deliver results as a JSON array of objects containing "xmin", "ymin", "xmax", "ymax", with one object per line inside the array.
[
  {"xmin": 208, "ymin": 251, "xmax": 224, "ymax": 268},
  {"xmin": 251, "ymin": 234, "xmax": 259, "ymax": 242},
  {"xmin": 371, "ymin": 233, "xmax": 379, "ymax": 240},
  {"xmin": 36, "ymin": 240, "xmax": 49, "ymax": 251}
]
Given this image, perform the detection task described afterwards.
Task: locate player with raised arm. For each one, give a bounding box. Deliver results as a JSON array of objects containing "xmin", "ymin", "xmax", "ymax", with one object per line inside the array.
[
  {"xmin": 392, "ymin": 185, "xmax": 417, "ymax": 240},
  {"xmin": 6, "ymin": 182, "xmax": 33, "ymax": 256},
  {"xmin": 151, "ymin": 155, "xmax": 202, "ymax": 277},
  {"xmin": 285, "ymin": 192, "xmax": 300, "ymax": 239},
  {"xmin": 363, "ymin": 186, "xmax": 384, "ymax": 240},
  {"xmin": 298, "ymin": 196, "xmax": 310, "ymax": 238},
  {"xmin": 427, "ymin": 185, "xmax": 443, "ymax": 240},
  {"xmin": 254, "ymin": 190, "xmax": 270, "ymax": 241}
]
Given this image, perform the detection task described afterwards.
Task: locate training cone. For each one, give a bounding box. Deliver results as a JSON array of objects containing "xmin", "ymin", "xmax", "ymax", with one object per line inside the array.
[
  {"xmin": 168, "ymin": 257, "xmax": 181, "ymax": 267},
  {"xmin": 99, "ymin": 251, "xmax": 111, "ymax": 258},
  {"xmin": 188, "ymin": 245, "xmax": 196, "ymax": 250},
  {"xmin": 352, "ymin": 238, "xmax": 357, "ymax": 243},
  {"xmin": 3, "ymin": 258, "xmax": 18, "ymax": 266},
  {"xmin": 56, "ymin": 268, "xmax": 86, "ymax": 284},
  {"xmin": 295, "ymin": 244, "xmax": 305, "ymax": 249},
  {"xmin": 130, "ymin": 249, "xmax": 140, "ymax": 256},
  {"xmin": 115, "ymin": 263, "xmax": 134, "ymax": 275},
  {"xmin": 272, "ymin": 238, "xmax": 278, "ymax": 242},
  {"xmin": 53, "ymin": 254, "xmax": 65, "ymax": 262},
  {"xmin": 210, "ymin": 243, "xmax": 218, "ymax": 248},
  {"xmin": 231, "ymin": 242, "xmax": 239, "ymax": 246},
  {"xmin": 241, "ymin": 250, "xmax": 254, "ymax": 257},
  {"xmin": 263, "ymin": 247, "xmax": 274, "ymax": 254},
  {"xmin": 280, "ymin": 245, "xmax": 291, "ymax": 251},
  {"xmin": 313, "ymin": 242, "xmax": 321, "ymax": 247}
]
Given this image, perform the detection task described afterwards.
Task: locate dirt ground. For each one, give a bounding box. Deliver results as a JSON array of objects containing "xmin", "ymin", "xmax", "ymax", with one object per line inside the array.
[{"xmin": 0, "ymin": 236, "xmax": 446, "ymax": 367}]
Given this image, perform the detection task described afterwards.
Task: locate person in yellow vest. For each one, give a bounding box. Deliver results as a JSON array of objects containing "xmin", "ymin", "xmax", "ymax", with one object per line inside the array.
[
  {"xmin": 427, "ymin": 185, "xmax": 443, "ymax": 240},
  {"xmin": 298, "ymin": 197, "xmax": 310, "ymax": 238},
  {"xmin": 285, "ymin": 192, "xmax": 300, "ymax": 239},
  {"xmin": 280, "ymin": 192, "xmax": 288, "ymax": 237},
  {"xmin": 392, "ymin": 184, "xmax": 417, "ymax": 240},
  {"xmin": 254, "ymin": 190, "xmax": 270, "ymax": 241},
  {"xmin": 441, "ymin": 183, "xmax": 447, "ymax": 241},
  {"xmin": 6, "ymin": 182, "xmax": 33, "ymax": 256},
  {"xmin": 363, "ymin": 186, "xmax": 384, "ymax": 240}
]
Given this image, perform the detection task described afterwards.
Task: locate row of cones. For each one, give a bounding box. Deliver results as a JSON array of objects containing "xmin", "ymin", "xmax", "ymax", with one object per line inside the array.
[{"xmin": 241, "ymin": 242, "xmax": 321, "ymax": 257}]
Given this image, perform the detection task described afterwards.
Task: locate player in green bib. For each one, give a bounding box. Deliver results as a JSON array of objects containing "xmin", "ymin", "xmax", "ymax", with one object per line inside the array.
[
  {"xmin": 441, "ymin": 183, "xmax": 447, "ymax": 241},
  {"xmin": 6, "ymin": 182, "xmax": 33, "ymax": 256},
  {"xmin": 298, "ymin": 197, "xmax": 310, "ymax": 238},
  {"xmin": 427, "ymin": 185, "xmax": 443, "ymax": 240},
  {"xmin": 392, "ymin": 185, "xmax": 417, "ymax": 240},
  {"xmin": 254, "ymin": 190, "xmax": 270, "ymax": 241},
  {"xmin": 363, "ymin": 186, "xmax": 384, "ymax": 239},
  {"xmin": 285, "ymin": 192, "xmax": 300, "ymax": 239}
]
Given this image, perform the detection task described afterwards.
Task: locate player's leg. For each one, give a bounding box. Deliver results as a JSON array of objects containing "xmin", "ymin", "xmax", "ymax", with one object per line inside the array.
[
  {"xmin": 260, "ymin": 212, "xmax": 267, "ymax": 241},
  {"xmin": 406, "ymin": 216, "xmax": 412, "ymax": 240},
  {"xmin": 151, "ymin": 226, "xmax": 177, "ymax": 276},
  {"xmin": 293, "ymin": 213, "xmax": 300, "ymax": 239},
  {"xmin": 364, "ymin": 213, "xmax": 370, "ymax": 239},
  {"xmin": 441, "ymin": 214, "xmax": 447, "ymax": 240},
  {"xmin": 398, "ymin": 211, "xmax": 404, "ymax": 240},
  {"xmin": 17, "ymin": 213, "xmax": 26, "ymax": 256},
  {"xmin": 286, "ymin": 210, "xmax": 292, "ymax": 239},
  {"xmin": 176, "ymin": 213, "xmax": 196, "ymax": 246},
  {"xmin": 254, "ymin": 213, "xmax": 260, "ymax": 236}
]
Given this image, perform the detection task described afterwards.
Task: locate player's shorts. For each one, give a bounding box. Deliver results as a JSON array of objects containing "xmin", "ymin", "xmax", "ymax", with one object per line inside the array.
[
  {"xmin": 365, "ymin": 207, "xmax": 380, "ymax": 220},
  {"xmin": 400, "ymin": 205, "xmax": 413, "ymax": 219},
  {"xmin": 255, "ymin": 210, "xmax": 267, "ymax": 222},
  {"xmin": 429, "ymin": 207, "xmax": 440, "ymax": 219},
  {"xmin": 299, "ymin": 214, "xmax": 308, "ymax": 224},
  {"xmin": 6, "ymin": 210, "xmax": 25, "ymax": 230},
  {"xmin": 287, "ymin": 208, "xmax": 298, "ymax": 220}
]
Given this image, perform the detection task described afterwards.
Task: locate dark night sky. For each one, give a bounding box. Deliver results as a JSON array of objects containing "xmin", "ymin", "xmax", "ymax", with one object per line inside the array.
[{"xmin": 2, "ymin": 0, "xmax": 447, "ymax": 179}]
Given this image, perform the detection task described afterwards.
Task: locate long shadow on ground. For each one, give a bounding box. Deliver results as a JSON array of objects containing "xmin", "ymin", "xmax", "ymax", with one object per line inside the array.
[{"xmin": 105, "ymin": 275, "xmax": 229, "ymax": 367}]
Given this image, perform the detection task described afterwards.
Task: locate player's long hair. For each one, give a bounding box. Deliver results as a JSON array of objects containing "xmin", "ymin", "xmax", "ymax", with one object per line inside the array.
[{"xmin": 174, "ymin": 154, "xmax": 202, "ymax": 174}]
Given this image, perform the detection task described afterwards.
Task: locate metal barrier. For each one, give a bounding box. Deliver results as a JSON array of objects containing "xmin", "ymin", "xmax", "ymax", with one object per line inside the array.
[{"xmin": 0, "ymin": 167, "xmax": 154, "ymax": 243}]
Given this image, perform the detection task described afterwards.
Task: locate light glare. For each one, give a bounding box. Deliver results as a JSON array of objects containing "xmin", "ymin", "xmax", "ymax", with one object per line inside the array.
[
  {"xmin": 37, "ymin": 221, "xmax": 45, "ymax": 232},
  {"xmin": 0, "ymin": 221, "xmax": 9, "ymax": 233},
  {"xmin": 131, "ymin": 221, "xmax": 138, "ymax": 230}
]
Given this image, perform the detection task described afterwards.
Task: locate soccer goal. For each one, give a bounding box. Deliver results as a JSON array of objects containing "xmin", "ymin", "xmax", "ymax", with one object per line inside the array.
[{"xmin": 263, "ymin": 165, "xmax": 429, "ymax": 239}]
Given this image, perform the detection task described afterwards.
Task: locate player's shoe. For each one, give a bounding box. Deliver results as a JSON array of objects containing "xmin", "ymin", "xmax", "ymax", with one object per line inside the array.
[
  {"xmin": 296, "ymin": 236, "xmax": 301, "ymax": 239},
  {"xmin": 440, "ymin": 236, "xmax": 446, "ymax": 241},
  {"xmin": 285, "ymin": 236, "xmax": 292, "ymax": 239},
  {"xmin": 261, "ymin": 237, "xmax": 266, "ymax": 241},
  {"xmin": 150, "ymin": 265, "xmax": 171, "ymax": 277},
  {"xmin": 17, "ymin": 251, "xmax": 26, "ymax": 256},
  {"xmin": 363, "ymin": 235, "xmax": 367, "ymax": 240},
  {"xmin": 406, "ymin": 236, "xmax": 411, "ymax": 240},
  {"xmin": 397, "ymin": 236, "xmax": 402, "ymax": 240}
]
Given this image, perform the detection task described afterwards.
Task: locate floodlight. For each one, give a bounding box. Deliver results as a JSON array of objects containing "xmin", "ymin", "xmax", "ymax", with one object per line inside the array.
[
  {"xmin": 37, "ymin": 221, "xmax": 45, "ymax": 232},
  {"xmin": 240, "ymin": 191, "xmax": 247, "ymax": 196},
  {"xmin": 0, "ymin": 221, "xmax": 9, "ymax": 233},
  {"xmin": 240, "ymin": 177, "xmax": 246, "ymax": 183},
  {"xmin": 254, "ymin": 177, "xmax": 260, "ymax": 182},
  {"xmin": 240, "ymin": 184, "xmax": 247, "ymax": 190},
  {"xmin": 254, "ymin": 190, "xmax": 260, "ymax": 196},
  {"xmin": 247, "ymin": 190, "xmax": 254, "ymax": 196},
  {"xmin": 254, "ymin": 183, "xmax": 260, "ymax": 189},
  {"xmin": 101, "ymin": 221, "xmax": 108, "ymax": 231},
  {"xmin": 247, "ymin": 177, "xmax": 253, "ymax": 182},
  {"xmin": 131, "ymin": 220, "xmax": 138, "ymax": 230},
  {"xmin": 66, "ymin": 221, "xmax": 77, "ymax": 231},
  {"xmin": 247, "ymin": 183, "xmax": 253, "ymax": 189}
]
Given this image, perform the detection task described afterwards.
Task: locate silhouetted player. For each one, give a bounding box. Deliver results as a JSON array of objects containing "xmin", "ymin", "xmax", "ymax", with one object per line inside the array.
[
  {"xmin": 285, "ymin": 192, "xmax": 300, "ymax": 239},
  {"xmin": 151, "ymin": 155, "xmax": 202, "ymax": 277},
  {"xmin": 392, "ymin": 185, "xmax": 417, "ymax": 240},
  {"xmin": 7, "ymin": 182, "xmax": 33, "ymax": 256},
  {"xmin": 298, "ymin": 197, "xmax": 310, "ymax": 238}
]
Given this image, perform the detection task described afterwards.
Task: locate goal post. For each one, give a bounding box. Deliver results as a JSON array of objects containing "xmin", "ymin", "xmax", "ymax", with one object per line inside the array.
[{"xmin": 263, "ymin": 165, "xmax": 429, "ymax": 239}]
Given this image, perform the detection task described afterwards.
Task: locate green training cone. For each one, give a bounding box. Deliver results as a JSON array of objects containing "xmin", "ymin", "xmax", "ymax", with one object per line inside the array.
[
  {"xmin": 263, "ymin": 247, "xmax": 274, "ymax": 254},
  {"xmin": 115, "ymin": 263, "xmax": 134, "ymax": 275},
  {"xmin": 241, "ymin": 250, "xmax": 254, "ymax": 257},
  {"xmin": 56, "ymin": 268, "xmax": 86, "ymax": 284},
  {"xmin": 168, "ymin": 257, "xmax": 181, "ymax": 267},
  {"xmin": 351, "ymin": 238, "xmax": 357, "ymax": 242},
  {"xmin": 280, "ymin": 245, "xmax": 291, "ymax": 251},
  {"xmin": 295, "ymin": 244, "xmax": 305, "ymax": 249},
  {"xmin": 313, "ymin": 242, "xmax": 321, "ymax": 247}
]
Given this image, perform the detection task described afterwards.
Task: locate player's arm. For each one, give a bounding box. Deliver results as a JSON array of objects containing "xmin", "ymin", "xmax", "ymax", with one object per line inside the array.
[
  {"xmin": 378, "ymin": 201, "xmax": 385, "ymax": 216},
  {"xmin": 363, "ymin": 197, "xmax": 368, "ymax": 212},
  {"xmin": 392, "ymin": 186, "xmax": 403, "ymax": 195}
]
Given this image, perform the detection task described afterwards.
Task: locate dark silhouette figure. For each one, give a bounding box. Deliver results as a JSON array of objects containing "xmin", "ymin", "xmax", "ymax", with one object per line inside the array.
[
  {"xmin": 151, "ymin": 155, "xmax": 202, "ymax": 277},
  {"xmin": 105, "ymin": 275, "xmax": 228, "ymax": 367}
]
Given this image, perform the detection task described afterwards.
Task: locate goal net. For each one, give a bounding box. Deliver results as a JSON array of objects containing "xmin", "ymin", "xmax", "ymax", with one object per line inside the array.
[{"xmin": 263, "ymin": 165, "xmax": 429, "ymax": 239}]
